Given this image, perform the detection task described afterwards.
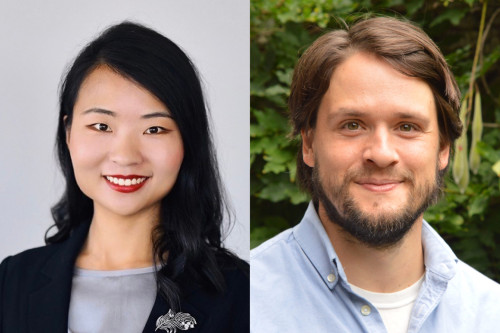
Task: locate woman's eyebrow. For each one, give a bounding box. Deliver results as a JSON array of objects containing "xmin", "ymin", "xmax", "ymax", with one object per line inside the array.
[
  {"xmin": 82, "ymin": 108, "xmax": 115, "ymax": 116},
  {"xmin": 80, "ymin": 109, "xmax": 172, "ymax": 119},
  {"xmin": 141, "ymin": 111, "xmax": 172, "ymax": 119}
]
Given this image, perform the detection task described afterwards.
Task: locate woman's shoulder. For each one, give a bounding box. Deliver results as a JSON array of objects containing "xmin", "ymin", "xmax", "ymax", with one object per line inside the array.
[
  {"xmin": 1, "ymin": 223, "xmax": 89, "ymax": 276},
  {"xmin": 217, "ymin": 251, "xmax": 249, "ymax": 277},
  {"xmin": 180, "ymin": 251, "xmax": 248, "ymax": 301},
  {"xmin": 179, "ymin": 253, "xmax": 249, "ymax": 332},
  {"xmin": 219, "ymin": 255, "xmax": 249, "ymax": 294},
  {"xmin": 0, "ymin": 242, "xmax": 64, "ymax": 279}
]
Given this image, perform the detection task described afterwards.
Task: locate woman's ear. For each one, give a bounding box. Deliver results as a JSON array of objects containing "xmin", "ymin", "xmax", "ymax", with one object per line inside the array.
[{"xmin": 64, "ymin": 115, "xmax": 71, "ymax": 145}]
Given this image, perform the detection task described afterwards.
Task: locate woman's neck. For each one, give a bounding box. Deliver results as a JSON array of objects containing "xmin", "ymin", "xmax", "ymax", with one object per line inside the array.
[{"xmin": 76, "ymin": 207, "xmax": 159, "ymax": 270}]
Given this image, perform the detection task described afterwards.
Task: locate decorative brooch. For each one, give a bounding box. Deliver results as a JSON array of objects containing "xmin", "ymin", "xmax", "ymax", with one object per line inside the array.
[{"xmin": 155, "ymin": 309, "xmax": 197, "ymax": 332}]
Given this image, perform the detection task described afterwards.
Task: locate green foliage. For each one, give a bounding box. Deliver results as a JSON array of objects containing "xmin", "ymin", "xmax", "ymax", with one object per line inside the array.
[{"xmin": 251, "ymin": 0, "xmax": 500, "ymax": 281}]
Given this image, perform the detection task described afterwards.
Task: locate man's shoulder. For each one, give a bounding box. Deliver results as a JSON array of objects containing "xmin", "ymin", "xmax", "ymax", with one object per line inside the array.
[
  {"xmin": 251, "ymin": 227, "xmax": 301, "ymax": 283},
  {"xmin": 433, "ymin": 259, "xmax": 500, "ymax": 327},
  {"xmin": 250, "ymin": 227, "xmax": 295, "ymax": 261},
  {"xmin": 454, "ymin": 259, "xmax": 500, "ymax": 293}
]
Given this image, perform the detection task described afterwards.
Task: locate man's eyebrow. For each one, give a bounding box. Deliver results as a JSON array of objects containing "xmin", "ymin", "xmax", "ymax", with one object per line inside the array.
[
  {"xmin": 327, "ymin": 108, "xmax": 367, "ymax": 121},
  {"xmin": 82, "ymin": 108, "xmax": 116, "ymax": 116},
  {"xmin": 328, "ymin": 108, "xmax": 430, "ymax": 122},
  {"xmin": 392, "ymin": 111, "xmax": 430, "ymax": 123},
  {"xmin": 140, "ymin": 111, "xmax": 172, "ymax": 119}
]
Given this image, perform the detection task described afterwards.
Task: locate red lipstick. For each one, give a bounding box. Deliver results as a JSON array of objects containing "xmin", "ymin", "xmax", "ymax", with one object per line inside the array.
[{"xmin": 104, "ymin": 175, "xmax": 149, "ymax": 193}]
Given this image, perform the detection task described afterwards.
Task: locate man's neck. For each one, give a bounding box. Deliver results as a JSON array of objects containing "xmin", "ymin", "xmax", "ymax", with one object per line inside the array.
[{"xmin": 318, "ymin": 205, "xmax": 425, "ymax": 293}]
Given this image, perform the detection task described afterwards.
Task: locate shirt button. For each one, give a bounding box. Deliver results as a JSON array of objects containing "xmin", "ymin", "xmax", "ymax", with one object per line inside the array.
[
  {"xmin": 327, "ymin": 274, "xmax": 336, "ymax": 282},
  {"xmin": 360, "ymin": 305, "xmax": 371, "ymax": 316}
]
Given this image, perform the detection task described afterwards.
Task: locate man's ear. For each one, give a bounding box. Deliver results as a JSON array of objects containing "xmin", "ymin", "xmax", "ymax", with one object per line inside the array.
[
  {"xmin": 301, "ymin": 129, "xmax": 315, "ymax": 168},
  {"xmin": 64, "ymin": 115, "xmax": 70, "ymax": 145},
  {"xmin": 438, "ymin": 142, "xmax": 451, "ymax": 171}
]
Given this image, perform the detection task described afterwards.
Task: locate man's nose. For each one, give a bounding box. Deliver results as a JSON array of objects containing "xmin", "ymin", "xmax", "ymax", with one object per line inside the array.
[
  {"xmin": 362, "ymin": 127, "xmax": 399, "ymax": 168},
  {"xmin": 109, "ymin": 133, "xmax": 143, "ymax": 166}
]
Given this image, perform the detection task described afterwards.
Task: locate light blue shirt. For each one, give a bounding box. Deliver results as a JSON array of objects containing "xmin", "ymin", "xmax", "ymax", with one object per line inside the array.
[{"xmin": 251, "ymin": 202, "xmax": 500, "ymax": 332}]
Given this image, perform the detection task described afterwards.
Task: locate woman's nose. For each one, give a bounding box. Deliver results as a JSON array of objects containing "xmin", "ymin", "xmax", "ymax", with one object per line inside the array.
[{"xmin": 109, "ymin": 133, "xmax": 143, "ymax": 166}]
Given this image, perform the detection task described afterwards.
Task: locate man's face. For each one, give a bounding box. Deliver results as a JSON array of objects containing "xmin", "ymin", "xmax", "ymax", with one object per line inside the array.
[{"xmin": 302, "ymin": 52, "xmax": 449, "ymax": 248}]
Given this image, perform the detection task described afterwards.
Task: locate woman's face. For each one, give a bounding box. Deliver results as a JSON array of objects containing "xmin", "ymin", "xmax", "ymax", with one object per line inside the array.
[{"xmin": 66, "ymin": 66, "xmax": 184, "ymax": 220}]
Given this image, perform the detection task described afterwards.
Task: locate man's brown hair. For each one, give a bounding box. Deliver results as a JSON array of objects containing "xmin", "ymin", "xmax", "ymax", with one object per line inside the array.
[{"xmin": 289, "ymin": 16, "xmax": 463, "ymax": 195}]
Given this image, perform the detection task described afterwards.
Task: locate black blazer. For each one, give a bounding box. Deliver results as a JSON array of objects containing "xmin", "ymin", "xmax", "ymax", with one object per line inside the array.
[{"xmin": 0, "ymin": 224, "xmax": 249, "ymax": 332}]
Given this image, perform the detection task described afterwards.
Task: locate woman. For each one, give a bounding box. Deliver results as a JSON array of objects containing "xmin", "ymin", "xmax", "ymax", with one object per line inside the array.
[{"xmin": 0, "ymin": 22, "xmax": 249, "ymax": 332}]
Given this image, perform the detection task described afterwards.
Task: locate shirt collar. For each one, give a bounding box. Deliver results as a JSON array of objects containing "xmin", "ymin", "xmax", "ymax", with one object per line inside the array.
[
  {"xmin": 292, "ymin": 201, "xmax": 458, "ymax": 290},
  {"xmin": 293, "ymin": 202, "xmax": 345, "ymax": 290},
  {"xmin": 421, "ymin": 221, "xmax": 458, "ymax": 280}
]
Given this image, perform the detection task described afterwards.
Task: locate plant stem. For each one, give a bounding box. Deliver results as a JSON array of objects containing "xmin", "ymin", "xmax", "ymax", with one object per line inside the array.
[{"xmin": 466, "ymin": 0, "xmax": 488, "ymax": 128}]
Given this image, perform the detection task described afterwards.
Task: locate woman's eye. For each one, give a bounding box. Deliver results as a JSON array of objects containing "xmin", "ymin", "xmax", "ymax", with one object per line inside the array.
[
  {"xmin": 144, "ymin": 126, "xmax": 167, "ymax": 134},
  {"xmin": 90, "ymin": 123, "xmax": 111, "ymax": 132},
  {"xmin": 344, "ymin": 122, "xmax": 360, "ymax": 130}
]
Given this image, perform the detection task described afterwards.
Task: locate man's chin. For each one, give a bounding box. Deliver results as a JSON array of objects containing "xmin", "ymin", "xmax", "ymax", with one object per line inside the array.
[
  {"xmin": 321, "ymin": 198, "xmax": 421, "ymax": 249},
  {"xmin": 340, "ymin": 190, "xmax": 408, "ymax": 215}
]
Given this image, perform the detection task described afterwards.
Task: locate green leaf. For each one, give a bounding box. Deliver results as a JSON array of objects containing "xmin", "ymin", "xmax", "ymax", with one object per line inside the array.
[
  {"xmin": 265, "ymin": 84, "xmax": 289, "ymax": 96},
  {"xmin": 276, "ymin": 68, "xmax": 293, "ymax": 86},
  {"xmin": 453, "ymin": 99, "xmax": 469, "ymax": 193},
  {"xmin": 263, "ymin": 147, "xmax": 295, "ymax": 174},
  {"xmin": 478, "ymin": 46, "xmax": 500, "ymax": 77},
  {"xmin": 468, "ymin": 195, "xmax": 489, "ymax": 217},
  {"xmin": 449, "ymin": 214, "xmax": 465, "ymax": 227},
  {"xmin": 250, "ymin": 136, "xmax": 271, "ymax": 154},
  {"xmin": 406, "ymin": 0, "xmax": 425, "ymax": 16},
  {"xmin": 469, "ymin": 91, "xmax": 483, "ymax": 174},
  {"xmin": 258, "ymin": 182, "xmax": 292, "ymax": 202},
  {"xmin": 476, "ymin": 141, "xmax": 500, "ymax": 163},
  {"xmin": 288, "ymin": 186, "xmax": 309, "ymax": 204},
  {"xmin": 258, "ymin": 181, "xmax": 308, "ymax": 204},
  {"xmin": 251, "ymin": 224, "xmax": 286, "ymax": 249},
  {"xmin": 492, "ymin": 160, "xmax": 500, "ymax": 177},
  {"xmin": 252, "ymin": 108, "xmax": 290, "ymax": 134},
  {"xmin": 430, "ymin": 8, "xmax": 467, "ymax": 27}
]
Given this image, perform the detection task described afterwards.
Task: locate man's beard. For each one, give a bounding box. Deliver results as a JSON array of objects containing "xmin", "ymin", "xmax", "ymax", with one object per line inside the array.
[{"xmin": 312, "ymin": 162, "xmax": 443, "ymax": 249}]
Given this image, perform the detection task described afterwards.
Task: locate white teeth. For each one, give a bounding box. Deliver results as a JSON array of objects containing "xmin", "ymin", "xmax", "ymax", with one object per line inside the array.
[{"xmin": 105, "ymin": 176, "xmax": 146, "ymax": 186}]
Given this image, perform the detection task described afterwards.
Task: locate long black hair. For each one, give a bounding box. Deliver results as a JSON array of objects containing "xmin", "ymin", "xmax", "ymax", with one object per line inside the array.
[{"xmin": 47, "ymin": 21, "xmax": 242, "ymax": 309}]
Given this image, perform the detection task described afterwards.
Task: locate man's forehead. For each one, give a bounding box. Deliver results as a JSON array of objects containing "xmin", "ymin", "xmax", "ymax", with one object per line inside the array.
[{"xmin": 317, "ymin": 52, "xmax": 436, "ymax": 121}]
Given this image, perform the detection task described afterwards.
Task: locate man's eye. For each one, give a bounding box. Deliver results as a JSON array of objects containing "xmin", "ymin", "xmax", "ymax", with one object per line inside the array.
[
  {"xmin": 90, "ymin": 123, "xmax": 111, "ymax": 132},
  {"xmin": 344, "ymin": 122, "xmax": 360, "ymax": 130},
  {"xmin": 399, "ymin": 124, "xmax": 414, "ymax": 132},
  {"xmin": 144, "ymin": 126, "xmax": 166, "ymax": 134}
]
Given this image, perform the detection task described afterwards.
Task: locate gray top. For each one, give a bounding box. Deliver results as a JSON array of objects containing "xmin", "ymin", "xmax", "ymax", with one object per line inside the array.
[{"xmin": 68, "ymin": 266, "xmax": 157, "ymax": 333}]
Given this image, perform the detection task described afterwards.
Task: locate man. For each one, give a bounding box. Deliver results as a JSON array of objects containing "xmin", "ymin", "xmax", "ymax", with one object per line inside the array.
[{"xmin": 251, "ymin": 17, "xmax": 500, "ymax": 333}]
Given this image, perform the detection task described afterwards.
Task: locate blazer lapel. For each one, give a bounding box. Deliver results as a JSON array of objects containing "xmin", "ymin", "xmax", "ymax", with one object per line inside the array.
[{"xmin": 27, "ymin": 223, "xmax": 90, "ymax": 332}]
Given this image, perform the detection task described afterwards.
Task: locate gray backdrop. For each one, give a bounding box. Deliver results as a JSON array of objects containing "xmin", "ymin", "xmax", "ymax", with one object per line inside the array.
[{"xmin": 0, "ymin": 0, "xmax": 249, "ymax": 260}]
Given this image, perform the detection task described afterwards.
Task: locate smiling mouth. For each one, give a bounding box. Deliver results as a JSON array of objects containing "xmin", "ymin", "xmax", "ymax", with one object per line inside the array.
[
  {"xmin": 355, "ymin": 180, "xmax": 403, "ymax": 193},
  {"xmin": 104, "ymin": 175, "xmax": 149, "ymax": 193},
  {"xmin": 105, "ymin": 176, "xmax": 147, "ymax": 186}
]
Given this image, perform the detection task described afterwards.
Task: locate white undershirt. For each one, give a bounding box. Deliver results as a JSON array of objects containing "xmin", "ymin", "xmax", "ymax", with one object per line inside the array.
[{"xmin": 350, "ymin": 275, "xmax": 424, "ymax": 333}]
